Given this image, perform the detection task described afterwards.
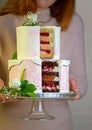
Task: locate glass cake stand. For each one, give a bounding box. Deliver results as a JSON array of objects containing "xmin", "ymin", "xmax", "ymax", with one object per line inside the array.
[{"xmin": 20, "ymin": 92, "xmax": 77, "ymax": 121}]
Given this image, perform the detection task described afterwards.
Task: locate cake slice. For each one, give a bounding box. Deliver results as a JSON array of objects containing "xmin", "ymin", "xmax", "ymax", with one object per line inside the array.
[
  {"xmin": 42, "ymin": 60, "xmax": 59, "ymax": 92},
  {"xmin": 40, "ymin": 27, "xmax": 54, "ymax": 59}
]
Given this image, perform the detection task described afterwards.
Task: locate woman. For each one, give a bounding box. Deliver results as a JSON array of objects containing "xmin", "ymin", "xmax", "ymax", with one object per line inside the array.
[{"xmin": 0, "ymin": 0, "xmax": 88, "ymax": 130}]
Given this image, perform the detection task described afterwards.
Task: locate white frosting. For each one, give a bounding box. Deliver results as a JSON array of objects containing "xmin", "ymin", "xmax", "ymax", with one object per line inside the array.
[
  {"xmin": 62, "ymin": 60, "xmax": 70, "ymax": 66},
  {"xmin": 17, "ymin": 26, "xmax": 40, "ymax": 59},
  {"xmin": 60, "ymin": 62, "xmax": 70, "ymax": 92}
]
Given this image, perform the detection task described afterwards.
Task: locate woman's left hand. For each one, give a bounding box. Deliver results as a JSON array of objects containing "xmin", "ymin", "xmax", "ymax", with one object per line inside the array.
[{"xmin": 69, "ymin": 78, "xmax": 80, "ymax": 101}]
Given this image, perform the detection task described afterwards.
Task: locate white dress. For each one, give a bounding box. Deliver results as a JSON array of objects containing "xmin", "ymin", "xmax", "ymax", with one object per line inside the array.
[{"xmin": 0, "ymin": 9, "xmax": 88, "ymax": 130}]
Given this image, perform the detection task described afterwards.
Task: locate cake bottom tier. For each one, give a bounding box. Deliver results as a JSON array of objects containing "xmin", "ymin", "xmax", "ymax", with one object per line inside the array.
[{"xmin": 8, "ymin": 59, "xmax": 70, "ymax": 93}]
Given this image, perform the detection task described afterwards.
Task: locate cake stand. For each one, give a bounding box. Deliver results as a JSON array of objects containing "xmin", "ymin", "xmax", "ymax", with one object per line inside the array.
[{"xmin": 21, "ymin": 92, "xmax": 77, "ymax": 121}]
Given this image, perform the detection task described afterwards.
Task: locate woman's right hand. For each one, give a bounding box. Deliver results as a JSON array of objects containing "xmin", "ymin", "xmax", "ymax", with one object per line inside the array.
[{"xmin": 0, "ymin": 79, "xmax": 17, "ymax": 103}]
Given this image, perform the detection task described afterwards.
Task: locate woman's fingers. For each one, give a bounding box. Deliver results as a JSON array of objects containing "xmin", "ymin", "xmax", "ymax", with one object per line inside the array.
[
  {"xmin": 69, "ymin": 78, "xmax": 80, "ymax": 100},
  {"xmin": 0, "ymin": 79, "xmax": 4, "ymax": 88}
]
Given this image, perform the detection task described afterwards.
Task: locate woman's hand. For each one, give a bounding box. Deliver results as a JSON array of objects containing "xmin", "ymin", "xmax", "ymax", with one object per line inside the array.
[
  {"xmin": 0, "ymin": 79, "xmax": 17, "ymax": 103},
  {"xmin": 0, "ymin": 79, "xmax": 6, "ymax": 102},
  {"xmin": 69, "ymin": 78, "xmax": 80, "ymax": 101}
]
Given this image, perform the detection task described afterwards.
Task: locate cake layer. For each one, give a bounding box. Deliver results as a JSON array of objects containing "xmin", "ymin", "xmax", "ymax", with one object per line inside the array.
[
  {"xmin": 40, "ymin": 45, "xmax": 54, "ymax": 59},
  {"xmin": 17, "ymin": 26, "xmax": 61, "ymax": 60},
  {"xmin": 8, "ymin": 60, "xmax": 70, "ymax": 93}
]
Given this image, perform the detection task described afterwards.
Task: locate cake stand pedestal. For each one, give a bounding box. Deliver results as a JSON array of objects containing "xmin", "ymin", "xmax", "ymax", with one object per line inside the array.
[
  {"xmin": 21, "ymin": 92, "xmax": 77, "ymax": 121},
  {"xmin": 23, "ymin": 99, "xmax": 55, "ymax": 120}
]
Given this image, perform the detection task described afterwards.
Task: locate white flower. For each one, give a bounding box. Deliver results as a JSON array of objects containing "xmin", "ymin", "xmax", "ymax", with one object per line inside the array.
[
  {"xmin": 27, "ymin": 13, "xmax": 38, "ymax": 23},
  {"xmin": 9, "ymin": 79, "xmax": 21, "ymax": 90}
]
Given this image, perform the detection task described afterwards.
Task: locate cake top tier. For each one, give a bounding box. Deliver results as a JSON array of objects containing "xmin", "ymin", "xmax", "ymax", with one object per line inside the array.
[{"xmin": 16, "ymin": 12, "xmax": 61, "ymax": 60}]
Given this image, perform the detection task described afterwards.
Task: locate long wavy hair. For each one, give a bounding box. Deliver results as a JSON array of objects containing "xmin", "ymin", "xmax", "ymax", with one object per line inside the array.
[{"xmin": 0, "ymin": 0, "xmax": 75, "ymax": 31}]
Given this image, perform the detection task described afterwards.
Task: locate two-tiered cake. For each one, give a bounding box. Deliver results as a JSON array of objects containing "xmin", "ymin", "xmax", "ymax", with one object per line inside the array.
[{"xmin": 8, "ymin": 13, "xmax": 70, "ymax": 94}]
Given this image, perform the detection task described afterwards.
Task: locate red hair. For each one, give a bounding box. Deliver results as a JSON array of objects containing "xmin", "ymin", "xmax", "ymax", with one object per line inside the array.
[
  {"xmin": 0, "ymin": 0, "xmax": 37, "ymax": 15},
  {"xmin": 0, "ymin": 0, "xmax": 75, "ymax": 31},
  {"xmin": 50, "ymin": 0, "xmax": 75, "ymax": 30}
]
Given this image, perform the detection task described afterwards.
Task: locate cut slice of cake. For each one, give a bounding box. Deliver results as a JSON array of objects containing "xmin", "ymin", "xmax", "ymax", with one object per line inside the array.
[
  {"xmin": 40, "ymin": 27, "xmax": 54, "ymax": 59},
  {"xmin": 42, "ymin": 60, "xmax": 59, "ymax": 92}
]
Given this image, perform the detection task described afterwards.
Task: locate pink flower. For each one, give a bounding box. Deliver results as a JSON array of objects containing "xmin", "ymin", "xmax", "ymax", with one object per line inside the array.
[{"xmin": 0, "ymin": 79, "xmax": 4, "ymax": 88}]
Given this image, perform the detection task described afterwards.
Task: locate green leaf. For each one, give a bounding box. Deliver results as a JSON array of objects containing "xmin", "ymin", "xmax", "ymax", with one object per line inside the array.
[
  {"xmin": 26, "ymin": 92, "xmax": 37, "ymax": 98},
  {"xmin": 20, "ymin": 69, "xmax": 26, "ymax": 81},
  {"xmin": 12, "ymin": 51, "xmax": 17, "ymax": 59},
  {"xmin": 20, "ymin": 80, "xmax": 28, "ymax": 89},
  {"xmin": 23, "ymin": 84, "xmax": 37, "ymax": 92},
  {"xmin": 0, "ymin": 80, "xmax": 37, "ymax": 98},
  {"xmin": 17, "ymin": 90, "xmax": 26, "ymax": 95}
]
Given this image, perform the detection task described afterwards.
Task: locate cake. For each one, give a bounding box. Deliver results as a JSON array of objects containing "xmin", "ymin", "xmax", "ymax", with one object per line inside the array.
[
  {"xmin": 40, "ymin": 26, "xmax": 60, "ymax": 59},
  {"xmin": 42, "ymin": 60, "xmax": 59, "ymax": 92},
  {"xmin": 40, "ymin": 27, "xmax": 54, "ymax": 59},
  {"xmin": 8, "ymin": 13, "xmax": 70, "ymax": 95},
  {"xmin": 17, "ymin": 26, "xmax": 40, "ymax": 59}
]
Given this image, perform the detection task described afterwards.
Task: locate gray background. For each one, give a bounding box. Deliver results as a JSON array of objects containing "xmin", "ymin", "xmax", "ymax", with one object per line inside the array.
[
  {"xmin": 70, "ymin": 0, "xmax": 92, "ymax": 130},
  {"xmin": 0, "ymin": 0, "xmax": 92, "ymax": 130}
]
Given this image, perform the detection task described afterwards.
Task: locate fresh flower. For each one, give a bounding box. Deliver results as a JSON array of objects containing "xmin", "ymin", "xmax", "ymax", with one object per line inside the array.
[
  {"xmin": 9, "ymin": 79, "xmax": 21, "ymax": 90},
  {"xmin": 0, "ymin": 69, "xmax": 37, "ymax": 98},
  {"xmin": 0, "ymin": 80, "xmax": 37, "ymax": 98},
  {"xmin": 22, "ymin": 12, "xmax": 43, "ymax": 26},
  {"xmin": 27, "ymin": 12, "xmax": 38, "ymax": 23}
]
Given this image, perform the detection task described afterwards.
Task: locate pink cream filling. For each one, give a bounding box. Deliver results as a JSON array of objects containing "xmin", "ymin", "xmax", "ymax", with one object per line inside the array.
[{"xmin": 40, "ymin": 49, "xmax": 51, "ymax": 54}]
